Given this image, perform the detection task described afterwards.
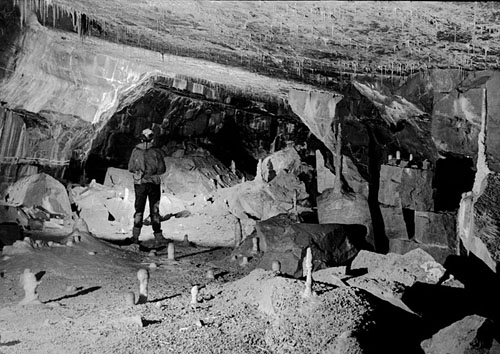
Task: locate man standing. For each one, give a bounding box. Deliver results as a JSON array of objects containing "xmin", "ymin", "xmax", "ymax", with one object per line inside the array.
[{"xmin": 128, "ymin": 128, "xmax": 166, "ymax": 245}]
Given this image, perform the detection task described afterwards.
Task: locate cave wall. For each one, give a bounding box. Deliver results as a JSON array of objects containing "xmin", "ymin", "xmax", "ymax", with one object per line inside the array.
[{"xmin": 0, "ymin": 106, "xmax": 90, "ymax": 195}]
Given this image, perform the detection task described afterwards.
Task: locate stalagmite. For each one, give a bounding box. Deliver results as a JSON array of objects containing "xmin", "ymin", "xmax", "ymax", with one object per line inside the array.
[
  {"xmin": 191, "ymin": 285, "xmax": 199, "ymax": 306},
  {"xmin": 183, "ymin": 234, "xmax": 192, "ymax": 247},
  {"xmin": 206, "ymin": 269, "xmax": 215, "ymax": 280},
  {"xmin": 167, "ymin": 242, "xmax": 175, "ymax": 260},
  {"xmin": 18, "ymin": 269, "xmax": 42, "ymax": 305},
  {"xmin": 271, "ymin": 260, "xmax": 281, "ymax": 273},
  {"xmin": 251, "ymin": 237, "xmax": 259, "ymax": 253},
  {"xmin": 302, "ymin": 248, "xmax": 313, "ymax": 298},
  {"xmin": 137, "ymin": 269, "xmax": 149, "ymax": 304},
  {"xmin": 240, "ymin": 256, "xmax": 249, "ymax": 266}
]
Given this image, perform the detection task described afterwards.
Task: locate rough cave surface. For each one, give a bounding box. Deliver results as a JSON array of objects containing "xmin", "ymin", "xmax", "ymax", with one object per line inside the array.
[{"xmin": 1, "ymin": 0, "xmax": 500, "ymax": 353}]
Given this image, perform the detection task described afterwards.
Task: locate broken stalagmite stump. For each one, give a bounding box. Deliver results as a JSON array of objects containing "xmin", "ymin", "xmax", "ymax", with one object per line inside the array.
[
  {"xmin": 137, "ymin": 269, "xmax": 149, "ymax": 304},
  {"xmin": 191, "ymin": 285, "xmax": 199, "ymax": 306},
  {"xmin": 252, "ymin": 237, "xmax": 259, "ymax": 253},
  {"xmin": 272, "ymin": 260, "xmax": 281, "ymax": 273},
  {"xmin": 18, "ymin": 269, "xmax": 42, "ymax": 305},
  {"xmin": 206, "ymin": 269, "xmax": 215, "ymax": 280},
  {"xmin": 240, "ymin": 256, "xmax": 249, "ymax": 267},
  {"xmin": 303, "ymin": 248, "xmax": 313, "ymax": 298},
  {"xmin": 167, "ymin": 242, "xmax": 175, "ymax": 260}
]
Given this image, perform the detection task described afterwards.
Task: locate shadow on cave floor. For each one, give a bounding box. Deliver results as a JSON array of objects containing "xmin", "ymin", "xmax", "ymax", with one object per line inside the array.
[
  {"xmin": 45, "ymin": 286, "xmax": 101, "ymax": 303},
  {"xmin": 401, "ymin": 253, "xmax": 500, "ymax": 340},
  {"xmin": 356, "ymin": 289, "xmax": 426, "ymax": 354}
]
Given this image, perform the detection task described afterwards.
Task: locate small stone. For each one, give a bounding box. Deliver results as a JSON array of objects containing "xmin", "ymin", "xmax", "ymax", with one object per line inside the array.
[
  {"xmin": 65, "ymin": 285, "xmax": 77, "ymax": 292},
  {"xmin": 149, "ymin": 263, "xmax": 158, "ymax": 269},
  {"xmin": 148, "ymin": 250, "xmax": 156, "ymax": 257},
  {"xmin": 47, "ymin": 241, "xmax": 54, "ymax": 247},
  {"xmin": 240, "ymin": 256, "xmax": 249, "ymax": 267},
  {"xmin": 66, "ymin": 240, "xmax": 74, "ymax": 247},
  {"xmin": 206, "ymin": 269, "xmax": 215, "ymax": 280},
  {"xmin": 88, "ymin": 251, "xmax": 96, "ymax": 256}
]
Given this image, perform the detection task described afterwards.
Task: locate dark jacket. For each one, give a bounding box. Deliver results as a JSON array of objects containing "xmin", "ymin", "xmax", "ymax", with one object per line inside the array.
[{"xmin": 128, "ymin": 142, "xmax": 166, "ymax": 184}]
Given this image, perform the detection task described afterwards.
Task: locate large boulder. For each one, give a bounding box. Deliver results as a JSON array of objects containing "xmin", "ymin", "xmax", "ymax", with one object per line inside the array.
[
  {"xmin": 6, "ymin": 173, "xmax": 71, "ymax": 216},
  {"xmin": 221, "ymin": 171, "xmax": 310, "ymax": 223},
  {"xmin": 161, "ymin": 148, "xmax": 240, "ymax": 195},
  {"xmin": 235, "ymin": 214, "xmax": 367, "ymax": 278},
  {"xmin": 421, "ymin": 315, "xmax": 499, "ymax": 354}
]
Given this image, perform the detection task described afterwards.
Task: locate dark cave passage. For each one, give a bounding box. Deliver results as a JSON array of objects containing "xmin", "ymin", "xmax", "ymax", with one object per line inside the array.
[{"xmin": 433, "ymin": 154, "xmax": 476, "ymax": 211}]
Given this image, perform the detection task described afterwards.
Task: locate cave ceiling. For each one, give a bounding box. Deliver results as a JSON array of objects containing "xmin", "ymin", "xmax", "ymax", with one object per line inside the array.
[{"xmin": 14, "ymin": 0, "xmax": 500, "ymax": 84}]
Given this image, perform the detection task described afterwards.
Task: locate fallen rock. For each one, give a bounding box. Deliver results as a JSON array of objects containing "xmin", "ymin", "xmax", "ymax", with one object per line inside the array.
[
  {"xmin": 235, "ymin": 214, "xmax": 367, "ymax": 278},
  {"xmin": 2, "ymin": 239, "xmax": 34, "ymax": 255},
  {"xmin": 350, "ymin": 249, "xmax": 447, "ymax": 287},
  {"xmin": 6, "ymin": 173, "xmax": 71, "ymax": 216},
  {"xmin": 260, "ymin": 146, "xmax": 302, "ymax": 183},
  {"xmin": 421, "ymin": 314, "xmax": 498, "ymax": 354}
]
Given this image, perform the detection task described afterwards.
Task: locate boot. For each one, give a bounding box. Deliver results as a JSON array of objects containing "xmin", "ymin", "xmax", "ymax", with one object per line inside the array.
[
  {"xmin": 130, "ymin": 227, "xmax": 141, "ymax": 244},
  {"xmin": 153, "ymin": 232, "xmax": 167, "ymax": 247}
]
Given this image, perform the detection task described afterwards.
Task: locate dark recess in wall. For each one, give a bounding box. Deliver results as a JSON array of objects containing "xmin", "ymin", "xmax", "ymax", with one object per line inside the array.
[{"xmin": 433, "ymin": 154, "xmax": 475, "ymax": 211}]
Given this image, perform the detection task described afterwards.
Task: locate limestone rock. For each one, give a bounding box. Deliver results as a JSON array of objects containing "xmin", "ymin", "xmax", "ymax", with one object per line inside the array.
[
  {"xmin": 431, "ymin": 71, "xmax": 484, "ymax": 158},
  {"xmin": 388, "ymin": 239, "xmax": 454, "ymax": 265},
  {"xmin": 471, "ymin": 173, "xmax": 500, "ymax": 271},
  {"xmin": 485, "ymin": 73, "xmax": 500, "ymax": 173},
  {"xmin": 380, "ymin": 206, "xmax": 409, "ymax": 240},
  {"xmin": 6, "ymin": 173, "xmax": 71, "ymax": 216},
  {"xmin": 221, "ymin": 170, "xmax": 310, "ymax": 222},
  {"xmin": 421, "ymin": 315, "xmax": 498, "ymax": 354},
  {"xmin": 261, "ymin": 146, "xmax": 301, "ymax": 183},
  {"xmin": 316, "ymin": 150, "xmax": 336, "ymax": 194},
  {"xmin": 317, "ymin": 189, "xmax": 372, "ymax": 241},
  {"xmin": 378, "ymin": 164, "xmax": 434, "ymax": 211},
  {"xmin": 414, "ymin": 211, "xmax": 457, "ymax": 248},
  {"xmin": 350, "ymin": 249, "xmax": 446, "ymax": 287}
]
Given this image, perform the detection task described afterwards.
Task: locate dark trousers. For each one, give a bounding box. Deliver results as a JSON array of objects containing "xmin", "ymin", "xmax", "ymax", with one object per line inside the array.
[{"xmin": 133, "ymin": 183, "xmax": 162, "ymax": 234}]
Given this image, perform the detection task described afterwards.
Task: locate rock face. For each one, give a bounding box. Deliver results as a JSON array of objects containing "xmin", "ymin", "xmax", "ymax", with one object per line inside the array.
[
  {"xmin": 0, "ymin": 106, "xmax": 88, "ymax": 196},
  {"xmin": 377, "ymin": 163, "xmax": 459, "ymax": 262},
  {"xmin": 457, "ymin": 77, "xmax": 500, "ymax": 274},
  {"xmin": 235, "ymin": 214, "xmax": 367, "ymax": 278},
  {"xmin": 378, "ymin": 164, "xmax": 434, "ymax": 211},
  {"xmin": 421, "ymin": 315, "xmax": 499, "ymax": 354}
]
